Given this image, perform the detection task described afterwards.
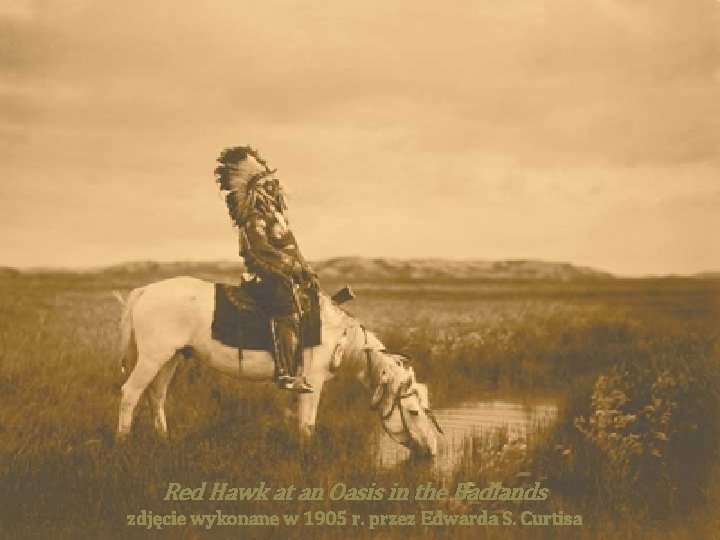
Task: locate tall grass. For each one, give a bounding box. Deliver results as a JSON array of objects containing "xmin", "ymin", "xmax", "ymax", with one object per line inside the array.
[{"xmin": 0, "ymin": 273, "xmax": 717, "ymax": 538}]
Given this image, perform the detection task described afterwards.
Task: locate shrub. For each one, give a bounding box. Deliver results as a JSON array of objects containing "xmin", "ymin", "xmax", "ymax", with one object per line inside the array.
[{"xmin": 575, "ymin": 343, "xmax": 719, "ymax": 515}]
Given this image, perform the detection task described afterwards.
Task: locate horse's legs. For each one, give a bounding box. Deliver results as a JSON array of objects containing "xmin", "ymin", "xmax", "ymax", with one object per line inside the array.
[
  {"xmin": 118, "ymin": 353, "xmax": 167, "ymax": 439},
  {"xmin": 147, "ymin": 354, "xmax": 181, "ymax": 438}
]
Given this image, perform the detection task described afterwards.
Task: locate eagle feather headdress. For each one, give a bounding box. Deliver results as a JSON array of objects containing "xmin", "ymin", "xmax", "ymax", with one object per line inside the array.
[{"xmin": 214, "ymin": 146, "xmax": 287, "ymax": 228}]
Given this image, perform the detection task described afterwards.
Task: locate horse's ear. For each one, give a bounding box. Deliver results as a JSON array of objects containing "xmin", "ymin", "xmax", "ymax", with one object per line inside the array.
[{"xmin": 400, "ymin": 371, "xmax": 414, "ymax": 392}]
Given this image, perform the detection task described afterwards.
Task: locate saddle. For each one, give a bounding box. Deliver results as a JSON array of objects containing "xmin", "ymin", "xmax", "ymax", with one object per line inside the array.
[{"xmin": 211, "ymin": 280, "xmax": 322, "ymax": 353}]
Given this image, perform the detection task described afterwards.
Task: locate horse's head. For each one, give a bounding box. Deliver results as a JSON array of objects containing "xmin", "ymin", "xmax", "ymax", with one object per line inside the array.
[
  {"xmin": 369, "ymin": 354, "xmax": 441, "ymax": 458},
  {"xmin": 326, "ymin": 307, "xmax": 442, "ymax": 458}
]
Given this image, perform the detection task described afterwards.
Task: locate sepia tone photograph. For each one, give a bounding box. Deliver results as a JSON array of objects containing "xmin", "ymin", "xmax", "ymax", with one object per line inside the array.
[{"xmin": 1, "ymin": 1, "xmax": 719, "ymax": 538}]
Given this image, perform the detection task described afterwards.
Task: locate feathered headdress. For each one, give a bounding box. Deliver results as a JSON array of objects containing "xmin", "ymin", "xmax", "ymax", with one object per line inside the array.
[{"xmin": 214, "ymin": 146, "xmax": 287, "ymax": 227}]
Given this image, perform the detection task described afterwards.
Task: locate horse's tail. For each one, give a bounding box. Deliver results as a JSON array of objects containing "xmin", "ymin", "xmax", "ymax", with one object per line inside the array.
[{"xmin": 113, "ymin": 287, "xmax": 145, "ymax": 379}]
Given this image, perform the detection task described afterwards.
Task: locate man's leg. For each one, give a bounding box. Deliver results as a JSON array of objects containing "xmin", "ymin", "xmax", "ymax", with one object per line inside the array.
[
  {"xmin": 262, "ymin": 274, "xmax": 312, "ymax": 393},
  {"xmin": 270, "ymin": 318, "xmax": 289, "ymax": 383},
  {"xmin": 274, "ymin": 315, "xmax": 312, "ymax": 393},
  {"xmin": 273, "ymin": 314, "xmax": 298, "ymax": 382}
]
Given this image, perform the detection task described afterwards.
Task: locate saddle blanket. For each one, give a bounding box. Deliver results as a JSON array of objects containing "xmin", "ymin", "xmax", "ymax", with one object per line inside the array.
[{"xmin": 211, "ymin": 282, "xmax": 322, "ymax": 352}]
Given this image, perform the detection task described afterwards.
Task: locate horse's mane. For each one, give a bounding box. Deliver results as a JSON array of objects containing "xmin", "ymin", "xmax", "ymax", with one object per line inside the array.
[
  {"xmin": 318, "ymin": 292, "xmax": 412, "ymax": 386},
  {"xmin": 319, "ymin": 293, "xmax": 383, "ymax": 348}
]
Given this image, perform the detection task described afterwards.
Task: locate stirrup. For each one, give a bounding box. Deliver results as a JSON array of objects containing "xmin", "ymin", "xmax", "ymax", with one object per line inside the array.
[
  {"xmin": 291, "ymin": 377, "xmax": 314, "ymax": 394},
  {"xmin": 277, "ymin": 374, "xmax": 294, "ymax": 390}
]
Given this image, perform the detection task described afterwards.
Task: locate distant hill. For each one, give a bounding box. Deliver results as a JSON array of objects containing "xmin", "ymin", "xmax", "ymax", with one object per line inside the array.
[
  {"xmin": 2, "ymin": 258, "xmax": 616, "ymax": 281},
  {"xmin": 313, "ymin": 257, "xmax": 614, "ymax": 281},
  {"xmin": 101, "ymin": 261, "xmax": 244, "ymax": 275},
  {"xmin": 0, "ymin": 267, "xmax": 21, "ymax": 278},
  {"xmin": 6, "ymin": 259, "xmax": 719, "ymax": 282}
]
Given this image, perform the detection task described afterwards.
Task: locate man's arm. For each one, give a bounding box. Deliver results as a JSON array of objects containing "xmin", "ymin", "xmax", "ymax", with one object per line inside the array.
[
  {"xmin": 285, "ymin": 231, "xmax": 318, "ymax": 281},
  {"xmin": 241, "ymin": 216, "xmax": 301, "ymax": 277}
]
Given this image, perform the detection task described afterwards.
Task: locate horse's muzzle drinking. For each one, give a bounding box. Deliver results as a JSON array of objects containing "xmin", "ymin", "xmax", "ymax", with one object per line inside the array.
[{"xmin": 373, "ymin": 373, "xmax": 440, "ymax": 458}]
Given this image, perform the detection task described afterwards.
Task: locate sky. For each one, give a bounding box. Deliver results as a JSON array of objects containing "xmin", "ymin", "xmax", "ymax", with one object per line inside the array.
[{"xmin": 1, "ymin": 0, "xmax": 719, "ymax": 275}]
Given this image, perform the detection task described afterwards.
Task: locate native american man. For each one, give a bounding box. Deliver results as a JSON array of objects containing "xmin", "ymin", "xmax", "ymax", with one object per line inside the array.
[{"xmin": 214, "ymin": 146, "xmax": 317, "ymax": 393}]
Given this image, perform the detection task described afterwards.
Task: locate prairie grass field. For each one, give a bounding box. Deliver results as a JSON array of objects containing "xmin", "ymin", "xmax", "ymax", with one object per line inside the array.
[{"xmin": 0, "ymin": 271, "xmax": 718, "ymax": 539}]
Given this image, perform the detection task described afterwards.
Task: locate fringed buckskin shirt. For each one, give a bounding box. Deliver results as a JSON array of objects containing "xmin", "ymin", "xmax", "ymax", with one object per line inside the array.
[{"xmin": 239, "ymin": 209, "xmax": 305, "ymax": 286}]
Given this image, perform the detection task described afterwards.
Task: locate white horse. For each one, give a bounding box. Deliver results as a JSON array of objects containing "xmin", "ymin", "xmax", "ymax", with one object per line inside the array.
[{"xmin": 115, "ymin": 276, "xmax": 440, "ymax": 456}]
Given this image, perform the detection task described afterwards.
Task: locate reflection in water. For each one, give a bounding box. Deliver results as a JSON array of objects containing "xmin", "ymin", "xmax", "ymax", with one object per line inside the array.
[{"xmin": 377, "ymin": 399, "xmax": 558, "ymax": 473}]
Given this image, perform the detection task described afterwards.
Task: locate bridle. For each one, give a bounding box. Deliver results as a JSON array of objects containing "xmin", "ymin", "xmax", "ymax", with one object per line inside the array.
[{"xmin": 346, "ymin": 324, "xmax": 444, "ymax": 443}]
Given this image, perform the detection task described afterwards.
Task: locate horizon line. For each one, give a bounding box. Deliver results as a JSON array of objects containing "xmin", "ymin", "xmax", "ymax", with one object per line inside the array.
[{"xmin": 2, "ymin": 256, "xmax": 719, "ymax": 280}]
